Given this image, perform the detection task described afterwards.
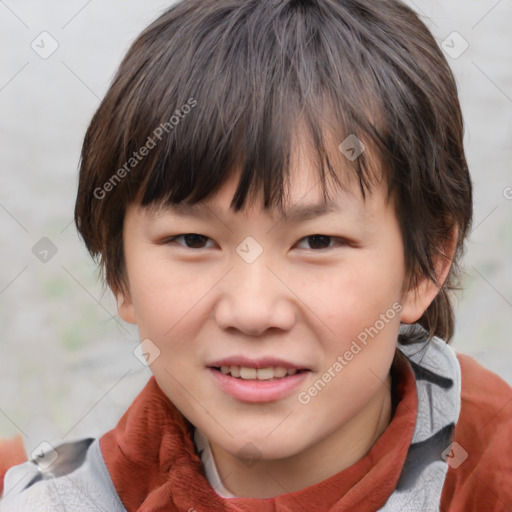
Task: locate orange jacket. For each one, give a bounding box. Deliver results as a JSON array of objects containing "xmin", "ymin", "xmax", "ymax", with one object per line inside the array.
[
  {"xmin": 1, "ymin": 351, "xmax": 511, "ymax": 510},
  {"xmin": 0, "ymin": 436, "xmax": 26, "ymax": 496}
]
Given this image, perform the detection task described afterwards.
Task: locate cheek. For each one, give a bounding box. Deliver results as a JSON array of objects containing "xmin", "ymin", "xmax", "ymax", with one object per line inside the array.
[
  {"xmin": 299, "ymin": 255, "xmax": 404, "ymax": 334},
  {"xmin": 287, "ymin": 251, "xmax": 405, "ymax": 391},
  {"xmin": 296, "ymin": 260, "xmax": 402, "ymax": 418},
  {"xmin": 125, "ymin": 255, "xmax": 203, "ymax": 339},
  {"xmin": 130, "ymin": 268, "xmax": 173, "ymax": 332}
]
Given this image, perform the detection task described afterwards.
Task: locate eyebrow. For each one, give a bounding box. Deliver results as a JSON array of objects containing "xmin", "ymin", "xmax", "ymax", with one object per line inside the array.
[
  {"xmin": 162, "ymin": 201, "xmax": 341, "ymax": 223},
  {"xmin": 280, "ymin": 202, "xmax": 340, "ymax": 222}
]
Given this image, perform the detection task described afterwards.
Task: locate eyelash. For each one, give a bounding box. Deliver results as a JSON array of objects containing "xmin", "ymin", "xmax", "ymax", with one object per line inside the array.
[{"xmin": 165, "ymin": 233, "xmax": 348, "ymax": 251}]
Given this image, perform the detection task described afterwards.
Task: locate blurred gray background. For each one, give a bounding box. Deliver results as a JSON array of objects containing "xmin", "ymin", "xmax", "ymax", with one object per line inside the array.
[{"xmin": 0, "ymin": 1, "xmax": 511, "ymax": 455}]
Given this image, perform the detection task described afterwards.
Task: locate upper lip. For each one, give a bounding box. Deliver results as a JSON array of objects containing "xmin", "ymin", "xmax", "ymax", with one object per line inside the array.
[{"xmin": 207, "ymin": 356, "xmax": 309, "ymax": 370}]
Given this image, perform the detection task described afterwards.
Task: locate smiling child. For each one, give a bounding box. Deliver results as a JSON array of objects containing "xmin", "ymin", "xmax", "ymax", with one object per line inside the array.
[{"xmin": 1, "ymin": 0, "xmax": 511, "ymax": 511}]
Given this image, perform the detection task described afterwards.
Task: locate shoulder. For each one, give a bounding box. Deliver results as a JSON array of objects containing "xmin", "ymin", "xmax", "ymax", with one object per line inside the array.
[
  {"xmin": 0, "ymin": 436, "xmax": 27, "ymax": 496},
  {"xmin": 441, "ymin": 352, "xmax": 512, "ymax": 512},
  {"xmin": 456, "ymin": 352, "xmax": 512, "ymax": 438},
  {"xmin": 0, "ymin": 438, "xmax": 126, "ymax": 512}
]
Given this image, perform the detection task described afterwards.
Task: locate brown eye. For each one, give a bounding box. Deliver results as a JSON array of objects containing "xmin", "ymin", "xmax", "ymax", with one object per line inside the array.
[
  {"xmin": 169, "ymin": 233, "xmax": 212, "ymax": 249},
  {"xmin": 298, "ymin": 235, "xmax": 335, "ymax": 250}
]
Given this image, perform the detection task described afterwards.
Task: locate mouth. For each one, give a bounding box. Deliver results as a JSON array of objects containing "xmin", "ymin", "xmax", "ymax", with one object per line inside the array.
[
  {"xmin": 207, "ymin": 358, "xmax": 311, "ymax": 403},
  {"xmin": 211, "ymin": 365, "xmax": 305, "ymax": 381}
]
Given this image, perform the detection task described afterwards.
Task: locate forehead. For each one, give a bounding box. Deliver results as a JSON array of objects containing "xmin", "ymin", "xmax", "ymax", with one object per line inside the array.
[{"xmin": 147, "ymin": 147, "xmax": 388, "ymax": 225}]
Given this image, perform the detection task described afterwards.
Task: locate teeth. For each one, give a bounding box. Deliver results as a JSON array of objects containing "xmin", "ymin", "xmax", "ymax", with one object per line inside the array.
[
  {"xmin": 240, "ymin": 367, "xmax": 257, "ymax": 379},
  {"xmin": 274, "ymin": 366, "xmax": 287, "ymax": 378},
  {"xmin": 218, "ymin": 365, "xmax": 300, "ymax": 380},
  {"xmin": 256, "ymin": 368, "xmax": 274, "ymax": 380}
]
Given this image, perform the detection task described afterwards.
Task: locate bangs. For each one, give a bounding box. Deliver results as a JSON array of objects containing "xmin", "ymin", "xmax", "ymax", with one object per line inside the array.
[{"xmin": 113, "ymin": 0, "xmax": 393, "ymax": 215}]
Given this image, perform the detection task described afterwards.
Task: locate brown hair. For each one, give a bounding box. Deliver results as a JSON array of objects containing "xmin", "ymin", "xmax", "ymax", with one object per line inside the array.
[{"xmin": 75, "ymin": 0, "xmax": 473, "ymax": 343}]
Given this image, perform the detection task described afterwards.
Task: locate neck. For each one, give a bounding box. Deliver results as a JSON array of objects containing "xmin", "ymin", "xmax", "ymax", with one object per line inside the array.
[{"xmin": 209, "ymin": 374, "xmax": 392, "ymax": 498}]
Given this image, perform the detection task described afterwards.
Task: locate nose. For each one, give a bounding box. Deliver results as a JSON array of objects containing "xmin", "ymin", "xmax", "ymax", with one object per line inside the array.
[{"xmin": 214, "ymin": 257, "xmax": 296, "ymax": 336}]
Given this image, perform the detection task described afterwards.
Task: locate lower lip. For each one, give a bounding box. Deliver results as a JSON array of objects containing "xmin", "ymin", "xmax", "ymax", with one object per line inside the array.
[{"xmin": 208, "ymin": 368, "xmax": 310, "ymax": 403}]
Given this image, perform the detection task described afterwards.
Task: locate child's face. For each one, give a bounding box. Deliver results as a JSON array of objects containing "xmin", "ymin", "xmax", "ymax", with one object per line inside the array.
[{"xmin": 118, "ymin": 150, "xmax": 424, "ymax": 464}]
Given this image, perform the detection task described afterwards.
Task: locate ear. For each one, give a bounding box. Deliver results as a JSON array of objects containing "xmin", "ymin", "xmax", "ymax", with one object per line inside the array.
[
  {"xmin": 116, "ymin": 285, "xmax": 137, "ymax": 325},
  {"xmin": 400, "ymin": 228, "xmax": 458, "ymax": 324}
]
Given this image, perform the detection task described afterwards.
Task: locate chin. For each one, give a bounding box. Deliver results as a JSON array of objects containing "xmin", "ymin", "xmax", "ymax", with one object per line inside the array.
[{"xmin": 220, "ymin": 431, "xmax": 307, "ymax": 462}]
